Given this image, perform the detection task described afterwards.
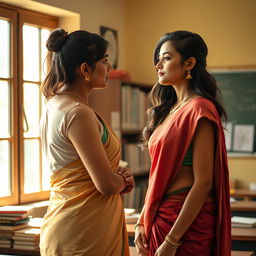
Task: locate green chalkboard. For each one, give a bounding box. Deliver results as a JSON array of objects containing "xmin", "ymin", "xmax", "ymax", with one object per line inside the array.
[{"xmin": 211, "ymin": 71, "xmax": 256, "ymax": 152}]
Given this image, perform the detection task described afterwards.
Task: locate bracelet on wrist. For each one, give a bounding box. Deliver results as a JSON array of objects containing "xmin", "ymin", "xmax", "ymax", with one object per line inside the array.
[
  {"xmin": 134, "ymin": 222, "xmax": 144, "ymax": 230},
  {"xmin": 164, "ymin": 234, "xmax": 181, "ymax": 248}
]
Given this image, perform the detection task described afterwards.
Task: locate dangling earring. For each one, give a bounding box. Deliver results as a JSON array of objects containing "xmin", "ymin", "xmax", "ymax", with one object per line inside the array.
[
  {"xmin": 186, "ymin": 70, "xmax": 192, "ymax": 80},
  {"xmin": 84, "ymin": 75, "xmax": 90, "ymax": 82}
]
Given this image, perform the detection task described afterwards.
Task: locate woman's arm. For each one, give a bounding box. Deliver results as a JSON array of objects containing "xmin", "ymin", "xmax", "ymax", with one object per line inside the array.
[
  {"xmin": 167, "ymin": 117, "xmax": 215, "ymax": 241},
  {"xmin": 68, "ymin": 105, "xmax": 126, "ymax": 195}
]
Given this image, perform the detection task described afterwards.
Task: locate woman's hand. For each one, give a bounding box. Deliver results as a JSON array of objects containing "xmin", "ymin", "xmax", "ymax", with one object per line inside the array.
[
  {"xmin": 154, "ymin": 241, "xmax": 177, "ymax": 256},
  {"xmin": 134, "ymin": 224, "xmax": 149, "ymax": 256},
  {"xmin": 117, "ymin": 166, "xmax": 135, "ymax": 194}
]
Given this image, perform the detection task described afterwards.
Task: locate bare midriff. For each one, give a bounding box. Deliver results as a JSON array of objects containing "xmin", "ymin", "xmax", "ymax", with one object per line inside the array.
[{"xmin": 166, "ymin": 165, "xmax": 215, "ymax": 203}]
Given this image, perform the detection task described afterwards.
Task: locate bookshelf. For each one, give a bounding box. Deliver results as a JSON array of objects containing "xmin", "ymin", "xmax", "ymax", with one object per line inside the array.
[{"xmin": 89, "ymin": 79, "xmax": 152, "ymax": 210}]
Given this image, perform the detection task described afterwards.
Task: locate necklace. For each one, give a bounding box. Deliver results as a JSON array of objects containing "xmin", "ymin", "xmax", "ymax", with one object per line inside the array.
[
  {"xmin": 169, "ymin": 94, "xmax": 194, "ymax": 115},
  {"xmin": 57, "ymin": 91, "xmax": 89, "ymax": 106}
]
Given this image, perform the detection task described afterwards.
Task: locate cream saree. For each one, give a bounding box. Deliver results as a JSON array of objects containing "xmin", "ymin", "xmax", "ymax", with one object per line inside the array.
[{"xmin": 40, "ymin": 116, "xmax": 130, "ymax": 256}]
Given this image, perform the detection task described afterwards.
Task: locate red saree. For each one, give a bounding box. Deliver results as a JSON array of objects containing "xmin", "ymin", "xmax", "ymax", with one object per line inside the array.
[{"xmin": 143, "ymin": 97, "xmax": 231, "ymax": 256}]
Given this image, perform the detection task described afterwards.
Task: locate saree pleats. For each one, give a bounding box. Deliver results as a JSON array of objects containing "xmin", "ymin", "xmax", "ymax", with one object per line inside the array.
[
  {"xmin": 40, "ymin": 117, "xmax": 130, "ymax": 256},
  {"xmin": 150, "ymin": 199, "xmax": 216, "ymax": 256}
]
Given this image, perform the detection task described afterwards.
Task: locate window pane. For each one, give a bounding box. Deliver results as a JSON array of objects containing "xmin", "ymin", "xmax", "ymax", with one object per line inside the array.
[
  {"xmin": 0, "ymin": 141, "xmax": 11, "ymax": 197},
  {"xmin": 23, "ymin": 25, "xmax": 39, "ymax": 82},
  {"xmin": 0, "ymin": 80, "xmax": 11, "ymax": 137},
  {"xmin": 42, "ymin": 149, "xmax": 50, "ymax": 190},
  {"xmin": 23, "ymin": 83, "xmax": 40, "ymax": 137},
  {"xmin": 0, "ymin": 19, "xmax": 10, "ymax": 78},
  {"xmin": 41, "ymin": 29, "xmax": 50, "ymax": 81},
  {"xmin": 24, "ymin": 139, "xmax": 40, "ymax": 193}
]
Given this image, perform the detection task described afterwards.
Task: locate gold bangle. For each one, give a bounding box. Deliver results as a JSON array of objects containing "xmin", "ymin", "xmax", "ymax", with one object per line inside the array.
[
  {"xmin": 134, "ymin": 222, "xmax": 144, "ymax": 230},
  {"xmin": 164, "ymin": 238, "xmax": 178, "ymax": 248},
  {"xmin": 165, "ymin": 234, "xmax": 181, "ymax": 248}
]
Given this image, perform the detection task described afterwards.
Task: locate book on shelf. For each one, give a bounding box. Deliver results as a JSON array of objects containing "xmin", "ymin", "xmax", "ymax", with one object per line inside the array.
[
  {"xmin": 0, "ymin": 242, "xmax": 12, "ymax": 248},
  {"xmin": 13, "ymin": 235, "xmax": 40, "ymax": 242},
  {"xmin": 0, "ymin": 239, "xmax": 12, "ymax": 246},
  {"xmin": 122, "ymin": 143, "xmax": 150, "ymax": 175},
  {"xmin": 13, "ymin": 244, "xmax": 39, "ymax": 250},
  {"xmin": 14, "ymin": 228, "xmax": 41, "ymax": 237},
  {"xmin": 121, "ymin": 85, "xmax": 148, "ymax": 131},
  {"xmin": 0, "ymin": 213, "xmax": 30, "ymax": 221},
  {"xmin": 0, "ymin": 218, "xmax": 30, "ymax": 226},
  {"xmin": 14, "ymin": 240, "xmax": 38, "ymax": 246},
  {"xmin": 0, "ymin": 205, "xmax": 34, "ymax": 215},
  {"xmin": 0, "ymin": 230, "xmax": 14, "ymax": 237},
  {"xmin": 0, "ymin": 223, "xmax": 29, "ymax": 231},
  {"xmin": 231, "ymin": 216, "xmax": 256, "ymax": 228}
]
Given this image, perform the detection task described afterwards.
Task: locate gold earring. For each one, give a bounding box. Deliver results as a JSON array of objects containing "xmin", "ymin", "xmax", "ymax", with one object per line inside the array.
[
  {"xmin": 84, "ymin": 75, "xmax": 90, "ymax": 82},
  {"xmin": 186, "ymin": 70, "xmax": 192, "ymax": 80}
]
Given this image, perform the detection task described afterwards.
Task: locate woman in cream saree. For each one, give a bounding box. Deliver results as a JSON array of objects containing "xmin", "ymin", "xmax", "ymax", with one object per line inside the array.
[{"xmin": 40, "ymin": 29, "xmax": 134, "ymax": 256}]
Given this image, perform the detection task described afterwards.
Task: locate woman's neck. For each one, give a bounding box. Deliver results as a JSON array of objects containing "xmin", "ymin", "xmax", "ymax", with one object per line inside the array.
[
  {"xmin": 60, "ymin": 82, "xmax": 90, "ymax": 104},
  {"xmin": 172, "ymin": 82, "xmax": 191, "ymax": 104}
]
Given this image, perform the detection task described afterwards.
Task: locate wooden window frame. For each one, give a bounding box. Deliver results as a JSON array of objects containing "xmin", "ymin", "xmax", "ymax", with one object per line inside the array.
[
  {"xmin": 0, "ymin": 3, "xmax": 58, "ymax": 205},
  {"xmin": 0, "ymin": 5, "xmax": 19, "ymax": 206}
]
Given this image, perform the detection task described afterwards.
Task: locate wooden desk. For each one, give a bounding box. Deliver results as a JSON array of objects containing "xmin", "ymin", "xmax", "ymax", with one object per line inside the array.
[
  {"xmin": 127, "ymin": 224, "xmax": 256, "ymax": 252},
  {"xmin": 128, "ymin": 223, "xmax": 256, "ymax": 241},
  {"xmin": 130, "ymin": 247, "xmax": 254, "ymax": 256},
  {"xmin": 231, "ymin": 201, "xmax": 256, "ymax": 212},
  {"xmin": 232, "ymin": 227, "xmax": 256, "ymax": 241},
  {"xmin": 0, "ymin": 247, "xmax": 40, "ymax": 255},
  {"xmin": 231, "ymin": 189, "xmax": 256, "ymax": 201}
]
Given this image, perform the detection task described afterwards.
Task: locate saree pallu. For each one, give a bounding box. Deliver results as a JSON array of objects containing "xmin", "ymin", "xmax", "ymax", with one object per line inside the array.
[
  {"xmin": 143, "ymin": 97, "xmax": 231, "ymax": 256},
  {"xmin": 150, "ymin": 197, "xmax": 217, "ymax": 256},
  {"xmin": 40, "ymin": 117, "xmax": 130, "ymax": 256}
]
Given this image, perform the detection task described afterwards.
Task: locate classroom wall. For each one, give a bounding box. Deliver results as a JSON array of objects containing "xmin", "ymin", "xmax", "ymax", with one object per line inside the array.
[
  {"xmin": 2, "ymin": 0, "xmax": 128, "ymax": 70},
  {"xmin": 125, "ymin": 0, "xmax": 256, "ymax": 189},
  {"xmin": 2, "ymin": 0, "xmax": 256, "ymax": 188},
  {"xmin": 36, "ymin": 0, "xmax": 128, "ymax": 70},
  {"xmin": 125, "ymin": 0, "xmax": 256, "ymax": 83}
]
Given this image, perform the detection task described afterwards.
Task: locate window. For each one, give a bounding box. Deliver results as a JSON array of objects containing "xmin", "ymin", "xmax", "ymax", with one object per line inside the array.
[{"xmin": 0, "ymin": 4, "xmax": 58, "ymax": 205}]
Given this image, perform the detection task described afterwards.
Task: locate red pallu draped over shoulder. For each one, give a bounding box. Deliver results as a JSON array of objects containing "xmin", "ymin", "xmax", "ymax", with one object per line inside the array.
[{"xmin": 143, "ymin": 97, "xmax": 231, "ymax": 256}]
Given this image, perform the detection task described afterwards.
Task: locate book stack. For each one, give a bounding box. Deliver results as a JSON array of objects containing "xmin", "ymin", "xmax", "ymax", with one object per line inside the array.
[
  {"xmin": 124, "ymin": 208, "xmax": 140, "ymax": 224},
  {"xmin": 231, "ymin": 216, "xmax": 256, "ymax": 228},
  {"xmin": 0, "ymin": 230, "xmax": 14, "ymax": 248},
  {"xmin": 0, "ymin": 205, "xmax": 34, "ymax": 248},
  {"xmin": 13, "ymin": 228, "xmax": 40, "ymax": 250}
]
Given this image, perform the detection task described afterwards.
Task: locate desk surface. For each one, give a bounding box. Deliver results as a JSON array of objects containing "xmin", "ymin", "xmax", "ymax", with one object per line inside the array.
[
  {"xmin": 231, "ymin": 189, "xmax": 256, "ymax": 200},
  {"xmin": 129, "ymin": 247, "xmax": 253, "ymax": 256},
  {"xmin": 232, "ymin": 227, "xmax": 256, "ymax": 241},
  {"xmin": 127, "ymin": 224, "xmax": 256, "ymax": 241},
  {"xmin": 231, "ymin": 200, "xmax": 256, "ymax": 211}
]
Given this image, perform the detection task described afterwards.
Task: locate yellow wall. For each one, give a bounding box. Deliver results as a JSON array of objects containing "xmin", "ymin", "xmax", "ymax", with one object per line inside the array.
[
  {"xmin": 125, "ymin": 0, "xmax": 256, "ymax": 189},
  {"xmin": 228, "ymin": 157, "xmax": 256, "ymax": 189},
  {"xmin": 2, "ymin": 0, "xmax": 128, "ymax": 70},
  {"xmin": 36, "ymin": 0, "xmax": 128, "ymax": 70},
  {"xmin": 126, "ymin": 0, "xmax": 256, "ymax": 83},
  {"xmin": 2, "ymin": 0, "xmax": 255, "ymax": 188}
]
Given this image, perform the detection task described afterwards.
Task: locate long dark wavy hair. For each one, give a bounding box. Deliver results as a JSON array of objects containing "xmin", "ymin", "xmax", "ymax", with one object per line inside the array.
[
  {"xmin": 142, "ymin": 30, "xmax": 227, "ymax": 145},
  {"xmin": 41, "ymin": 28, "xmax": 108, "ymax": 99}
]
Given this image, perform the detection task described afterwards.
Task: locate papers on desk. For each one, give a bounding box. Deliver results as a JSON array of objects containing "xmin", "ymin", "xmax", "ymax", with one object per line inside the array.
[
  {"xmin": 125, "ymin": 214, "xmax": 140, "ymax": 224},
  {"xmin": 124, "ymin": 208, "xmax": 140, "ymax": 224},
  {"xmin": 230, "ymin": 197, "xmax": 237, "ymax": 203},
  {"xmin": 124, "ymin": 208, "xmax": 136, "ymax": 216},
  {"xmin": 232, "ymin": 216, "xmax": 256, "ymax": 228}
]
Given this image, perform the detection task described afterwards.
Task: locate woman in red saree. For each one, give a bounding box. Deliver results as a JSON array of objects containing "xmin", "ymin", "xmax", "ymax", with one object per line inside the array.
[{"xmin": 134, "ymin": 31, "xmax": 231, "ymax": 256}]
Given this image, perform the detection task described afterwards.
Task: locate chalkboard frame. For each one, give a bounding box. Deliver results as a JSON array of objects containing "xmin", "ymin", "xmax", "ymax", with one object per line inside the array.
[{"xmin": 209, "ymin": 67, "xmax": 256, "ymax": 154}]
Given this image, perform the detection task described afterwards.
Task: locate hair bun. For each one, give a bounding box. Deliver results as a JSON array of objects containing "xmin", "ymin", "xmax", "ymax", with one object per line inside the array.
[{"xmin": 46, "ymin": 28, "xmax": 68, "ymax": 52}]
